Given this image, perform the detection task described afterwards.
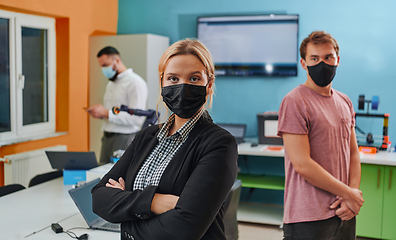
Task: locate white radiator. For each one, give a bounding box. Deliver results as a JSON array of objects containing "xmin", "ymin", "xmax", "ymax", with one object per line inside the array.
[{"xmin": 3, "ymin": 145, "xmax": 67, "ymax": 188}]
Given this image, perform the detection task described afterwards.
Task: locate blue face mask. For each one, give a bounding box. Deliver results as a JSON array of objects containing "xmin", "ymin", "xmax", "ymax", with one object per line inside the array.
[{"xmin": 101, "ymin": 62, "xmax": 117, "ymax": 79}]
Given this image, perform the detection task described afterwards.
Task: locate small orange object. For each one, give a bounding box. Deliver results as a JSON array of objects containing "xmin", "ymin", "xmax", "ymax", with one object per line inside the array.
[
  {"xmin": 359, "ymin": 146, "xmax": 377, "ymax": 154},
  {"xmin": 267, "ymin": 146, "xmax": 284, "ymax": 151}
]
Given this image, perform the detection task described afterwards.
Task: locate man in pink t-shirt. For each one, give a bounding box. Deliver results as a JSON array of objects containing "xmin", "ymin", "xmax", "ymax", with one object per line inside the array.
[{"xmin": 277, "ymin": 31, "xmax": 364, "ymax": 240}]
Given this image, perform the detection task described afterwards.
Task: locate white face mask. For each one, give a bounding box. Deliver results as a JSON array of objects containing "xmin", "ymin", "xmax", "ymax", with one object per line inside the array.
[{"xmin": 101, "ymin": 61, "xmax": 116, "ymax": 79}]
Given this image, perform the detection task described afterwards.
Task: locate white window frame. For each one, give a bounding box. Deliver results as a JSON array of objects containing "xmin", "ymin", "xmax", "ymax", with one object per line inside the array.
[{"xmin": 0, "ymin": 10, "xmax": 56, "ymax": 143}]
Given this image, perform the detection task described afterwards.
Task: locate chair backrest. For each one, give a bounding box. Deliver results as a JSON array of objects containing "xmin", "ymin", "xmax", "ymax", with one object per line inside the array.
[
  {"xmin": 28, "ymin": 170, "xmax": 63, "ymax": 187},
  {"xmin": 223, "ymin": 179, "xmax": 242, "ymax": 240},
  {"xmin": 0, "ymin": 184, "xmax": 26, "ymax": 197}
]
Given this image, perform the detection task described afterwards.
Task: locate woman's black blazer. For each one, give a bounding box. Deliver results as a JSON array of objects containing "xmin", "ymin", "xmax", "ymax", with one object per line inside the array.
[{"xmin": 92, "ymin": 115, "xmax": 238, "ymax": 240}]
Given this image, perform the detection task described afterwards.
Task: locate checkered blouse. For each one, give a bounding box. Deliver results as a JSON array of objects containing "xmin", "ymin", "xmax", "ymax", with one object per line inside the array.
[{"xmin": 133, "ymin": 110, "xmax": 204, "ymax": 190}]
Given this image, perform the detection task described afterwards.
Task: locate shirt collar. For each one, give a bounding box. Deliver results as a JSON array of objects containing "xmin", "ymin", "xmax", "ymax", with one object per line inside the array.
[
  {"xmin": 157, "ymin": 109, "xmax": 204, "ymax": 142},
  {"xmin": 115, "ymin": 68, "xmax": 133, "ymax": 80}
]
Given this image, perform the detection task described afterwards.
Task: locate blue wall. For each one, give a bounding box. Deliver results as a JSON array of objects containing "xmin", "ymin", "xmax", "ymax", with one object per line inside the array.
[{"xmin": 118, "ymin": 0, "xmax": 396, "ymax": 143}]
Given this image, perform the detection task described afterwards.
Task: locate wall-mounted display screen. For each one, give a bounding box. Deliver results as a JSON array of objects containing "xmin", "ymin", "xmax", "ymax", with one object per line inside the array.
[{"xmin": 197, "ymin": 14, "xmax": 299, "ymax": 77}]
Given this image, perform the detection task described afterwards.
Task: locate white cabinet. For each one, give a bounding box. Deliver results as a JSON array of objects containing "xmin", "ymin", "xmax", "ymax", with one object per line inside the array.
[{"xmin": 89, "ymin": 34, "xmax": 169, "ymax": 158}]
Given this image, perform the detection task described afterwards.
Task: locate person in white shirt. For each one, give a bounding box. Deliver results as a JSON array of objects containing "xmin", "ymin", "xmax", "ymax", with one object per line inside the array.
[{"xmin": 87, "ymin": 46, "xmax": 148, "ymax": 164}]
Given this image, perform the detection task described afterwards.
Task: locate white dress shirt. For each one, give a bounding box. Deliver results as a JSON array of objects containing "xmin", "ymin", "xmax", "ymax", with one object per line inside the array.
[{"xmin": 102, "ymin": 68, "xmax": 148, "ymax": 134}]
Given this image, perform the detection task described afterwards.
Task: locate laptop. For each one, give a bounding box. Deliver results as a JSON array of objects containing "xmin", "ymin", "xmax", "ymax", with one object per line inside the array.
[
  {"xmin": 46, "ymin": 151, "xmax": 99, "ymax": 170},
  {"xmin": 68, "ymin": 178, "xmax": 121, "ymax": 232},
  {"xmin": 217, "ymin": 123, "xmax": 247, "ymax": 144}
]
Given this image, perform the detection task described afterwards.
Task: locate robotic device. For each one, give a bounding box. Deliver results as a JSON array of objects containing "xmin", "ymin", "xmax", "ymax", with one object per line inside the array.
[
  {"xmin": 356, "ymin": 95, "xmax": 390, "ymax": 152},
  {"xmin": 112, "ymin": 105, "xmax": 159, "ymax": 129}
]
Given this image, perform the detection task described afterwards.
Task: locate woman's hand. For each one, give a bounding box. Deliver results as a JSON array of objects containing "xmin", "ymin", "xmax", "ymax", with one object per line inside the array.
[
  {"xmin": 151, "ymin": 193, "xmax": 179, "ymax": 215},
  {"xmin": 106, "ymin": 177, "xmax": 125, "ymax": 190}
]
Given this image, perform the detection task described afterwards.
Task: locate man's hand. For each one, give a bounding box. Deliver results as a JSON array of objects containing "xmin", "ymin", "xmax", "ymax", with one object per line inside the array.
[
  {"xmin": 283, "ymin": 133, "xmax": 364, "ymax": 216},
  {"xmin": 86, "ymin": 104, "xmax": 109, "ymax": 119},
  {"xmin": 106, "ymin": 177, "xmax": 125, "ymax": 190},
  {"xmin": 151, "ymin": 193, "xmax": 179, "ymax": 215},
  {"xmin": 330, "ymin": 197, "xmax": 355, "ymax": 221},
  {"xmin": 342, "ymin": 188, "xmax": 364, "ymax": 216}
]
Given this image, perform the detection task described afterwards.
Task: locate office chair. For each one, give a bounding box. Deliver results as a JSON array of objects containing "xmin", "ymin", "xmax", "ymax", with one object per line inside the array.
[
  {"xmin": 223, "ymin": 179, "xmax": 242, "ymax": 240},
  {"xmin": 0, "ymin": 184, "xmax": 26, "ymax": 197},
  {"xmin": 28, "ymin": 170, "xmax": 63, "ymax": 187}
]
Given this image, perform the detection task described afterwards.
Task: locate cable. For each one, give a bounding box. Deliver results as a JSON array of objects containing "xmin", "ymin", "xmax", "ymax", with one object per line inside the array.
[
  {"xmin": 62, "ymin": 230, "xmax": 89, "ymax": 240},
  {"xmin": 243, "ymin": 155, "xmax": 250, "ymax": 174},
  {"xmin": 63, "ymin": 230, "xmax": 78, "ymax": 239},
  {"xmin": 49, "ymin": 222, "xmax": 89, "ymax": 240},
  {"xmin": 25, "ymin": 213, "xmax": 79, "ymax": 238},
  {"xmin": 66, "ymin": 227, "xmax": 90, "ymax": 231},
  {"xmin": 355, "ymin": 125, "xmax": 366, "ymax": 135}
]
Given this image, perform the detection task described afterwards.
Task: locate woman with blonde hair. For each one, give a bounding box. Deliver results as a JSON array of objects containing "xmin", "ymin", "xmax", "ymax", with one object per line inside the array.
[{"xmin": 92, "ymin": 38, "xmax": 238, "ymax": 240}]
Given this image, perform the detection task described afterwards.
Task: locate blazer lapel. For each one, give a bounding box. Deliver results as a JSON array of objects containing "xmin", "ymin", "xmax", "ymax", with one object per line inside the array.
[
  {"xmin": 160, "ymin": 120, "xmax": 211, "ymax": 193},
  {"xmin": 126, "ymin": 128, "xmax": 159, "ymax": 190}
]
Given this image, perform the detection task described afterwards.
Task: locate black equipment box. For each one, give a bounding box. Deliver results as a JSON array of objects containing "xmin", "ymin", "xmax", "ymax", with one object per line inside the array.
[{"xmin": 257, "ymin": 112, "xmax": 283, "ymax": 145}]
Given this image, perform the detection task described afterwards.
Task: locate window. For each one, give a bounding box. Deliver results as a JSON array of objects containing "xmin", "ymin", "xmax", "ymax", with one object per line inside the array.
[{"xmin": 0, "ymin": 10, "xmax": 56, "ymax": 143}]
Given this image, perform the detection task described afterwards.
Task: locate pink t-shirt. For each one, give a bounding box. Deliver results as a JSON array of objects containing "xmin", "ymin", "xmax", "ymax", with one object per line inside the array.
[{"xmin": 277, "ymin": 84, "xmax": 355, "ymax": 224}]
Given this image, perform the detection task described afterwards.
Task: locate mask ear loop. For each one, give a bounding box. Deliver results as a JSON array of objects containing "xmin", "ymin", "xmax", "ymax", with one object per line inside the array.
[
  {"xmin": 160, "ymin": 74, "xmax": 163, "ymax": 88},
  {"xmin": 206, "ymin": 74, "xmax": 214, "ymax": 94},
  {"xmin": 111, "ymin": 59, "xmax": 117, "ymax": 72},
  {"xmin": 205, "ymin": 75, "xmax": 214, "ymax": 108}
]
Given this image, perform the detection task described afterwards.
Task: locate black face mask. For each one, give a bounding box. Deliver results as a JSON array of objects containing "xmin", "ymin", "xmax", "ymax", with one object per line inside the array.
[
  {"xmin": 161, "ymin": 84, "xmax": 207, "ymax": 119},
  {"xmin": 307, "ymin": 61, "xmax": 337, "ymax": 87}
]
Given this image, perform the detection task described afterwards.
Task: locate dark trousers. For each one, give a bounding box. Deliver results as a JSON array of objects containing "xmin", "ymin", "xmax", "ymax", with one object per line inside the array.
[
  {"xmin": 283, "ymin": 216, "xmax": 356, "ymax": 240},
  {"xmin": 99, "ymin": 132, "xmax": 135, "ymax": 164}
]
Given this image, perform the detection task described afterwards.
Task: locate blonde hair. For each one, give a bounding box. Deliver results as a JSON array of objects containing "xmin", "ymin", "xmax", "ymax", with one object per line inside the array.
[
  {"xmin": 300, "ymin": 31, "xmax": 339, "ymax": 60},
  {"xmin": 157, "ymin": 38, "xmax": 216, "ymax": 113}
]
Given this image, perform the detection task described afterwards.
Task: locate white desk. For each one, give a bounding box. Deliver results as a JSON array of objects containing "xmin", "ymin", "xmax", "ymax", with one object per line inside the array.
[
  {"xmin": 238, "ymin": 142, "xmax": 396, "ymax": 166},
  {"xmin": 238, "ymin": 143, "xmax": 285, "ymax": 157},
  {"xmin": 359, "ymin": 150, "xmax": 396, "ymax": 166},
  {"xmin": 0, "ymin": 178, "xmax": 118, "ymax": 240},
  {"xmin": 236, "ymin": 142, "xmax": 396, "ymax": 226},
  {"xmin": 86, "ymin": 163, "xmax": 114, "ymax": 182}
]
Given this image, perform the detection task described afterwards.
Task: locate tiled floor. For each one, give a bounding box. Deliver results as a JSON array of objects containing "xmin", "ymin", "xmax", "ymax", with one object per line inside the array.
[
  {"xmin": 238, "ymin": 222, "xmax": 374, "ymax": 240},
  {"xmin": 238, "ymin": 222, "xmax": 282, "ymax": 240}
]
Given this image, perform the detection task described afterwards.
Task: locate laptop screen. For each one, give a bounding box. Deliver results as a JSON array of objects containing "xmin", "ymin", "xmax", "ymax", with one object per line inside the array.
[
  {"xmin": 46, "ymin": 151, "xmax": 98, "ymax": 170},
  {"xmin": 68, "ymin": 178, "xmax": 101, "ymax": 226},
  {"xmin": 217, "ymin": 123, "xmax": 246, "ymax": 141}
]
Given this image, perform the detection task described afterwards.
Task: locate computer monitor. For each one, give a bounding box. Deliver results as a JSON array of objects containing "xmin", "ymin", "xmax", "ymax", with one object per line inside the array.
[{"xmin": 217, "ymin": 123, "xmax": 246, "ymax": 144}]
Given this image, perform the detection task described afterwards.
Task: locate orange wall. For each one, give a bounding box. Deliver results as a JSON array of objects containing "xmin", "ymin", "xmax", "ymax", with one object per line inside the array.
[{"xmin": 0, "ymin": 0, "xmax": 118, "ymax": 185}]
